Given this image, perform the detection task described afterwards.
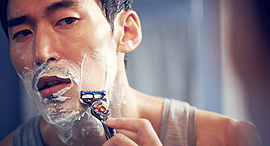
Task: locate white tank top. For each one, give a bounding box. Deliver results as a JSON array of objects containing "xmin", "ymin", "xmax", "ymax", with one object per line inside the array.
[{"xmin": 159, "ymin": 98, "xmax": 196, "ymax": 146}]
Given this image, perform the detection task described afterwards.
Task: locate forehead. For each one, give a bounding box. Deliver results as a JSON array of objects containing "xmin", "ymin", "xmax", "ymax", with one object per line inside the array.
[{"xmin": 7, "ymin": 0, "xmax": 100, "ymax": 18}]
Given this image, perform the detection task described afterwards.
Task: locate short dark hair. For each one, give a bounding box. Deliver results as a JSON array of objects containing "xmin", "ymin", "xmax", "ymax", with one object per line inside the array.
[
  {"xmin": 100, "ymin": 0, "xmax": 133, "ymax": 31},
  {"xmin": 0, "ymin": 0, "xmax": 133, "ymax": 38}
]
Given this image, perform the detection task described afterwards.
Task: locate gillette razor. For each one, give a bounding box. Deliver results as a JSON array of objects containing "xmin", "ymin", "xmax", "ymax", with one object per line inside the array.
[{"xmin": 80, "ymin": 91, "xmax": 116, "ymax": 140}]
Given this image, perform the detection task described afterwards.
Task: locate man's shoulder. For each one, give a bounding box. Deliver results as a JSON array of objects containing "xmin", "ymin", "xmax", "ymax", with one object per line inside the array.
[
  {"xmin": 0, "ymin": 115, "xmax": 42, "ymax": 146},
  {"xmin": 0, "ymin": 130, "xmax": 15, "ymax": 146},
  {"xmin": 195, "ymin": 109, "xmax": 261, "ymax": 146}
]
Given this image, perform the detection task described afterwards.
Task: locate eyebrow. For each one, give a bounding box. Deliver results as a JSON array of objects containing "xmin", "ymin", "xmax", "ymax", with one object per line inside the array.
[
  {"xmin": 7, "ymin": 15, "xmax": 33, "ymax": 28},
  {"xmin": 7, "ymin": 0, "xmax": 79, "ymax": 28},
  {"xmin": 46, "ymin": 0, "xmax": 79, "ymax": 14}
]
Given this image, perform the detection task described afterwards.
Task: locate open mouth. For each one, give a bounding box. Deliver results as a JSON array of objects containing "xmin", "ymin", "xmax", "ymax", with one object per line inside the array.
[{"xmin": 37, "ymin": 76, "xmax": 71, "ymax": 99}]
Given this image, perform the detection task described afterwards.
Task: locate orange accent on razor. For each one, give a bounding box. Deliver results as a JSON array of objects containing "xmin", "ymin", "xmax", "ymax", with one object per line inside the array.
[{"xmin": 96, "ymin": 103, "xmax": 108, "ymax": 113}]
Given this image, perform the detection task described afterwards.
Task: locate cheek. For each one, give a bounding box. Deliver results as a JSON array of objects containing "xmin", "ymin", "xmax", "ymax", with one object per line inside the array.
[
  {"xmin": 10, "ymin": 44, "xmax": 34, "ymax": 76},
  {"xmin": 62, "ymin": 34, "xmax": 102, "ymax": 61},
  {"xmin": 61, "ymin": 31, "xmax": 94, "ymax": 57}
]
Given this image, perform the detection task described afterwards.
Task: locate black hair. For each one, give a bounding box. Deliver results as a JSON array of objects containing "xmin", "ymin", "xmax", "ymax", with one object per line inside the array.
[
  {"xmin": 100, "ymin": 0, "xmax": 133, "ymax": 31},
  {"xmin": 0, "ymin": 0, "xmax": 8, "ymax": 38}
]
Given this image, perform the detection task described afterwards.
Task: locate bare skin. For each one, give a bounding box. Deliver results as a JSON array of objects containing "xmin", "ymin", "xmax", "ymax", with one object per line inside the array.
[{"xmin": 0, "ymin": 0, "xmax": 261, "ymax": 145}]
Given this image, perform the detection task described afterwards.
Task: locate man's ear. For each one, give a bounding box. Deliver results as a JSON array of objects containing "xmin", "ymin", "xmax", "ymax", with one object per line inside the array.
[{"xmin": 117, "ymin": 10, "xmax": 142, "ymax": 53}]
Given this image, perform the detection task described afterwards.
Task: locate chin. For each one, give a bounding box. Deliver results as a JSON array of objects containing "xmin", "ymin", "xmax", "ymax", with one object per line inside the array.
[{"xmin": 45, "ymin": 106, "xmax": 81, "ymax": 126}]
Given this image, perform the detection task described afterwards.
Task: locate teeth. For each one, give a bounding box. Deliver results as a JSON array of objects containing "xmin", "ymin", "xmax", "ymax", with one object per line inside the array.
[
  {"xmin": 47, "ymin": 80, "xmax": 61, "ymax": 86},
  {"xmin": 46, "ymin": 80, "xmax": 61, "ymax": 89}
]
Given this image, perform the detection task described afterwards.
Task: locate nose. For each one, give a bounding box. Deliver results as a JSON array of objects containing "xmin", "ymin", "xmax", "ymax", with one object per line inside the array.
[{"xmin": 34, "ymin": 26, "xmax": 60, "ymax": 65}]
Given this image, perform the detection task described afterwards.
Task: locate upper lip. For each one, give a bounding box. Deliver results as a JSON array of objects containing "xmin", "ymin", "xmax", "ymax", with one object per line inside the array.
[{"xmin": 37, "ymin": 76, "xmax": 71, "ymax": 91}]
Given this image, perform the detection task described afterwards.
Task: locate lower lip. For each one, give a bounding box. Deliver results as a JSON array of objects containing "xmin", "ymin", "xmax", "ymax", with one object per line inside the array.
[{"xmin": 39, "ymin": 83, "xmax": 71, "ymax": 98}]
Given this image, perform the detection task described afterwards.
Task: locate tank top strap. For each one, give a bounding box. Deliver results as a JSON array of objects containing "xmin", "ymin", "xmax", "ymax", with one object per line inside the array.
[
  {"xmin": 159, "ymin": 98, "xmax": 196, "ymax": 146},
  {"xmin": 13, "ymin": 115, "xmax": 44, "ymax": 146}
]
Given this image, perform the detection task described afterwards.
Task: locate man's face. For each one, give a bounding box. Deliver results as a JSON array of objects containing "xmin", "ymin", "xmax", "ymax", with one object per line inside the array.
[{"xmin": 7, "ymin": 0, "xmax": 120, "ymax": 126}]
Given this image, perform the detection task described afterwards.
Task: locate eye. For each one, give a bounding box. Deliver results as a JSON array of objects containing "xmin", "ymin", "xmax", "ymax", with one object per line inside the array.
[
  {"xmin": 13, "ymin": 29, "xmax": 32, "ymax": 40},
  {"xmin": 56, "ymin": 17, "xmax": 78, "ymax": 27}
]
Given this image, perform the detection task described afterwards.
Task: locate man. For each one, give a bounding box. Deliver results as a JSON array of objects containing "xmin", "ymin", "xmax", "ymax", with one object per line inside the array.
[{"xmin": 0, "ymin": 0, "xmax": 261, "ymax": 145}]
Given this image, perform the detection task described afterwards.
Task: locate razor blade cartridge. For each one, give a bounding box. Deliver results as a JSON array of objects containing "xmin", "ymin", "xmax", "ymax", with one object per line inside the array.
[{"xmin": 80, "ymin": 90, "xmax": 106, "ymax": 105}]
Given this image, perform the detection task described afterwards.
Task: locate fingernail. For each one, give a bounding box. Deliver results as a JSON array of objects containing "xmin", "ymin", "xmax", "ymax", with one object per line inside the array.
[{"xmin": 107, "ymin": 118, "xmax": 116, "ymax": 123}]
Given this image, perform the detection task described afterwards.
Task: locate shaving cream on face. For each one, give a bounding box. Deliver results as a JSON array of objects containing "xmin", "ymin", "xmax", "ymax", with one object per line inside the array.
[
  {"xmin": 19, "ymin": 57, "xmax": 108, "ymax": 144},
  {"xmin": 19, "ymin": 60, "xmax": 85, "ymax": 124},
  {"xmin": 55, "ymin": 108, "xmax": 105, "ymax": 145},
  {"xmin": 47, "ymin": 105, "xmax": 80, "ymax": 125}
]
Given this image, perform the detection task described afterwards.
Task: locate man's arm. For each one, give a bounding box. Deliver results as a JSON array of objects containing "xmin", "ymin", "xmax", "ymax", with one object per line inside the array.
[
  {"xmin": 196, "ymin": 109, "xmax": 261, "ymax": 146},
  {"xmin": 228, "ymin": 120, "xmax": 261, "ymax": 146}
]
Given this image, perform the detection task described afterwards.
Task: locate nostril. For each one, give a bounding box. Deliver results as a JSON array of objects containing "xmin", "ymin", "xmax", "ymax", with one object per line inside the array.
[
  {"xmin": 46, "ymin": 57, "xmax": 57, "ymax": 64},
  {"xmin": 48, "ymin": 57, "xmax": 56, "ymax": 62},
  {"xmin": 35, "ymin": 57, "xmax": 57, "ymax": 66}
]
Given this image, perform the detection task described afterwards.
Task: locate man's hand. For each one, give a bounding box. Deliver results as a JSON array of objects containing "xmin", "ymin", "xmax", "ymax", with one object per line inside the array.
[{"xmin": 102, "ymin": 118, "xmax": 163, "ymax": 146}]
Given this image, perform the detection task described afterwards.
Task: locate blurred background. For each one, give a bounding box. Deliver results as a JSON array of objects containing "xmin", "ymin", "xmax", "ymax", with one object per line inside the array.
[{"xmin": 0, "ymin": 0, "xmax": 269, "ymax": 145}]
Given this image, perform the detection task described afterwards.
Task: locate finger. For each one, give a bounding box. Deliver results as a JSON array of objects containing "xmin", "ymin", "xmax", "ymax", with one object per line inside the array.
[
  {"xmin": 102, "ymin": 133, "xmax": 138, "ymax": 146},
  {"xmin": 106, "ymin": 118, "xmax": 162, "ymax": 146}
]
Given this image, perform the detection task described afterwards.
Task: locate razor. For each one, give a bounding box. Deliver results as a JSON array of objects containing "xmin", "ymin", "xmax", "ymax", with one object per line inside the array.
[{"xmin": 80, "ymin": 90, "xmax": 116, "ymax": 140}]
